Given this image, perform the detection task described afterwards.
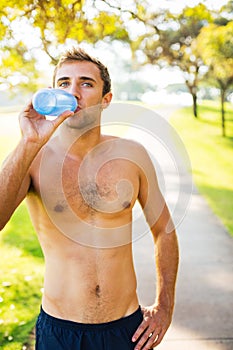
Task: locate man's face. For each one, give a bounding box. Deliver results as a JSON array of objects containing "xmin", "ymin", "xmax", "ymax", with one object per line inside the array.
[{"xmin": 55, "ymin": 61, "xmax": 112, "ymax": 129}]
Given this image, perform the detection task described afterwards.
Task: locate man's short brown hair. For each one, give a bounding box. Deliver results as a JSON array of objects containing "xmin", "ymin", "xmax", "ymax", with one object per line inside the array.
[{"xmin": 53, "ymin": 47, "xmax": 111, "ymax": 96}]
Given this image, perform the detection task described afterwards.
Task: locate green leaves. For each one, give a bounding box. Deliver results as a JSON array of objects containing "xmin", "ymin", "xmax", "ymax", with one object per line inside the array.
[
  {"xmin": 197, "ymin": 22, "xmax": 233, "ymax": 82},
  {"xmin": 0, "ymin": 0, "xmax": 232, "ymax": 106},
  {"xmin": 0, "ymin": 0, "xmax": 129, "ymax": 92},
  {"xmin": 0, "ymin": 43, "xmax": 39, "ymax": 92},
  {"xmin": 196, "ymin": 21, "xmax": 233, "ymax": 136}
]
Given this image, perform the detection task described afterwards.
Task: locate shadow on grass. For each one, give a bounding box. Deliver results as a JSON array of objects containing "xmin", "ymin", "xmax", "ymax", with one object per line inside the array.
[
  {"xmin": 2, "ymin": 202, "xmax": 43, "ymax": 259},
  {"xmin": 191, "ymin": 114, "xmax": 233, "ymax": 140},
  {"xmin": 199, "ymin": 102, "xmax": 233, "ymax": 115},
  {"xmin": 198, "ymin": 115, "xmax": 233, "ymax": 132},
  {"xmin": 224, "ymin": 135, "xmax": 233, "ymax": 143}
]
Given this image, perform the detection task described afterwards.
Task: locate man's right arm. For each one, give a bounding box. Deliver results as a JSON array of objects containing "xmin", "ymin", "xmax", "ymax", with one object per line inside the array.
[
  {"xmin": 0, "ymin": 139, "xmax": 38, "ymax": 229},
  {"xmin": 0, "ymin": 101, "xmax": 74, "ymax": 230}
]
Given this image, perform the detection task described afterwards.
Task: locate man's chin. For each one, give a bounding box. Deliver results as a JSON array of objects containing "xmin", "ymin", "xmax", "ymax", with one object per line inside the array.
[{"xmin": 64, "ymin": 113, "xmax": 99, "ymax": 130}]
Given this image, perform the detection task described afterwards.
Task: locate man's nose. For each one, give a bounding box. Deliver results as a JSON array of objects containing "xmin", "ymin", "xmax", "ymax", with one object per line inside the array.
[{"xmin": 69, "ymin": 84, "xmax": 81, "ymax": 99}]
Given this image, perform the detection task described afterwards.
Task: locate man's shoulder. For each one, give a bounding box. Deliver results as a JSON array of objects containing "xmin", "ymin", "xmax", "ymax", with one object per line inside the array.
[
  {"xmin": 102, "ymin": 134, "xmax": 147, "ymax": 152},
  {"xmin": 101, "ymin": 135, "xmax": 151, "ymax": 172}
]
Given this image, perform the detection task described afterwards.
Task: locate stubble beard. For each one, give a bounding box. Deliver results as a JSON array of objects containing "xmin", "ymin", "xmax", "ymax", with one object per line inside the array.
[{"xmin": 65, "ymin": 105, "xmax": 102, "ymax": 131}]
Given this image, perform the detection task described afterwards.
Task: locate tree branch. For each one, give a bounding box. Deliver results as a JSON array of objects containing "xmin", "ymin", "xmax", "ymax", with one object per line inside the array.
[{"xmin": 98, "ymin": 0, "xmax": 160, "ymax": 34}]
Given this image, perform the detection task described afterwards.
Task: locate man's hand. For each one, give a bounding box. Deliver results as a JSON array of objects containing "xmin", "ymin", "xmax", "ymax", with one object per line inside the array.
[
  {"xmin": 132, "ymin": 305, "xmax": 172, "ymax": 349},
  {"xmin": 19, "ymin": 101, "xmax": 74, "ymax": 146}
]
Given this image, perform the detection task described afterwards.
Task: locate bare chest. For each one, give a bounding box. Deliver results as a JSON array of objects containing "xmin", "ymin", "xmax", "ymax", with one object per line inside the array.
[{"xmin": 33, "ymin": 153, "xmax": 139, "ymax": 220}]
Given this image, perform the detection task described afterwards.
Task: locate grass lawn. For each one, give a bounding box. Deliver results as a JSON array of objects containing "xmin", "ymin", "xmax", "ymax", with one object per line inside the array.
[
  {"xmin": 170, "ymin": 100, "xmax": 233, "ymax": 237},
  {"xmin": 0, "ymin": 117, "xmax": 44, "ymax": 349},
  {"xmin": 0, "ymin": 202, "xmax": 44, "ymax": 350}
]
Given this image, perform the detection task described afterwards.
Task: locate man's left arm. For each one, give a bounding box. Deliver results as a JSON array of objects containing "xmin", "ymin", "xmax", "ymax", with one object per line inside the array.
[{"xmin": 132, "ymin": 145, "xmax": 179, "ymax": 349}]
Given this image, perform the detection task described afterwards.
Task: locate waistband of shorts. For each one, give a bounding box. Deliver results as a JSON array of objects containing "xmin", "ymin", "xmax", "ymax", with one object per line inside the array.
[{"xmin": 39, "ymin": 306, "xmax": 143, "ymax": 331}]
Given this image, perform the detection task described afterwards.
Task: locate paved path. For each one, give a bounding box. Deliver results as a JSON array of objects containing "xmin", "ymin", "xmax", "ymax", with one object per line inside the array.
[{"xmin": 132, "ymin": 106, "xmax": 233, "ymax": 350}]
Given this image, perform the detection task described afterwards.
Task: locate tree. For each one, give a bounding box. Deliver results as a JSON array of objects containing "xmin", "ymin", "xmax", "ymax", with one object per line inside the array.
[
  {"xmin": 0, "ymin": 0, "xmax": 129, "ymax": 92},
  {"xmin": 134, "ymin": 4, "xmax": 213, "ymax": 118},
  {"xmin": 197, "ymin": 22, "xmax": 233, "ymax": 137},
  {"xmin": 100, "ymin": 2, "xmax": 213, "ymax": 117}
]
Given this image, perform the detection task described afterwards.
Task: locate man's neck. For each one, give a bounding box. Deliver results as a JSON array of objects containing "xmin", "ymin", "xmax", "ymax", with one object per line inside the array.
[{"xmin": 58, "ymin": 124, "xmax": 102, "ymax": 159}]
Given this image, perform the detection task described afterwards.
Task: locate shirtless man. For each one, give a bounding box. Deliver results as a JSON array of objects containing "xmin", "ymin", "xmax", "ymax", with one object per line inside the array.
[{"xmin": 0, "ymin": 48, "xmax": 179, "ymax": 350}]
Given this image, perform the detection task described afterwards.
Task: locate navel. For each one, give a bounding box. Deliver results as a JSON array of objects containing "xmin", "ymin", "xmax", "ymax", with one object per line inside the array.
[{"xmin": 95, "ymin": 285, "xmax": 101, "ymax": 298}]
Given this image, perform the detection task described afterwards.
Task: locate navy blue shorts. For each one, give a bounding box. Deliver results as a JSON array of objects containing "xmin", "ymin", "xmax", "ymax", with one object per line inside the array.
[{"xmin": 36, "ymin": 306, "xmax": 143, "ymax": 350}]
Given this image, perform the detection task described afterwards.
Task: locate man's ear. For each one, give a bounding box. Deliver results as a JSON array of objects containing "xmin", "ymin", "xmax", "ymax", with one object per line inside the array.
[{"xmin": 102, "ymin": 92, "xmax": 113, "ymax": 110}]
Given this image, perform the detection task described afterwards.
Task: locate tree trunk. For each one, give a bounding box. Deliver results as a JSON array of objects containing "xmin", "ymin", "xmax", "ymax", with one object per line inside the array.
[
  {"xmin": 220, "ymin": 88, "xmax": 226, "ymax": 137},
  {"xmin": 186, "ymin": 82, "xmax": 198, "ymax": 118},
  {"xmin": 192, "ymin": 92, "xmax": 198, "ymax": 118}
]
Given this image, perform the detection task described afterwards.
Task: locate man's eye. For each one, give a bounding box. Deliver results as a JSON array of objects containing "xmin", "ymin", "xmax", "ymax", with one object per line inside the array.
[
  {"xmin": 59, "ymin": 82, "xmax": 69, "ymax": 87},
  {"xmin": 82, "ymin": 82, "xmax": 92, "ymax": 87}
]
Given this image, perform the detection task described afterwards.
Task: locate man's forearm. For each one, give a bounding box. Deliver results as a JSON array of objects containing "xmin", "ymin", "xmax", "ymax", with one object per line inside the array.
[
  {"xmin": 132, "ymin": 229, "xmax": 179, "ymax": 349},
  {"xmin": 154, "ymin": 230, "xmax": 179, "ymax": 315},
  {"xmin": 0, "ymin": 139, "xmax": 40, "ymax": 229}
]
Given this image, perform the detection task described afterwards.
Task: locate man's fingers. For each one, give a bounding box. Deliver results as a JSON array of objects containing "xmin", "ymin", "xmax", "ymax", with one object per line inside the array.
[
  {"xmin": 133, "ymin": 328, "xmax": 160, "ymax": 350},
  {"xmin": 151, "ymin": 329, "xmax": 166, "ymax": 347},
  {"xmin": 52, "ymin": 110, "xmax": 74, "ymax": 127},
  {"xmin": 24, "ymin": 100, "xmax": 33, "ymax": 111},
  {"xmin": 132, "ymin": 321, "xmax": 148, "ymax": 343}
]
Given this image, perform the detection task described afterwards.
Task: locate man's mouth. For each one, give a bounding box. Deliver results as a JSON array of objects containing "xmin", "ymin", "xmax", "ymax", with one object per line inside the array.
[{"xmin": 74, "ymin": 106, "xmax": 81, "ymax": 113}]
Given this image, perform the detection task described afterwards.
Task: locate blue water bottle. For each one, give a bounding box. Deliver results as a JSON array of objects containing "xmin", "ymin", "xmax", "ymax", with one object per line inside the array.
[{"xmin": 32, "ymin": 88, "xmax": 78, "ymax": 116}]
